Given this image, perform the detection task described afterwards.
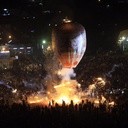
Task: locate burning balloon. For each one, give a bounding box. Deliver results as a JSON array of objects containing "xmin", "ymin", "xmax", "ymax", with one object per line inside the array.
[{"xmin": 52, "ymin": 18, "xmax": 87, "ymax": 68}]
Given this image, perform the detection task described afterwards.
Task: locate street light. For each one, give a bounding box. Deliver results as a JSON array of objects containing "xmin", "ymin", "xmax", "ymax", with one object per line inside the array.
[{"xmin": 42, "ymin": 40, "xmax": 46, "ymax": 44}]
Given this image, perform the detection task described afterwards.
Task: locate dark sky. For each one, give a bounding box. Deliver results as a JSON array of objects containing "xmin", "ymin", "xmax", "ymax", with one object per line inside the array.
[{"xmin": 0, "ymin": 0, "xmax": 128, "ymax": 52}]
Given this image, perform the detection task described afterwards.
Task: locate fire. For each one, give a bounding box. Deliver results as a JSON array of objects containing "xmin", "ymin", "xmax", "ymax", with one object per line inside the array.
[
  {"xmin": 27, "ymin": 93, "xmax": 49, "ymax": 105},
  {"xmin": 52, "ymin": 80, "xmax": 81, "ymax": 105},
  {"xmin": 109, "ymin": 101, "xmax": 115, "ymax": 106},
  {"xmin": 27, "ymin": 73, "xmax": 114, "ymax": 108},
  {"xmin": 27, "ymin": 80, "xmax": 82, "ymax": 105}
]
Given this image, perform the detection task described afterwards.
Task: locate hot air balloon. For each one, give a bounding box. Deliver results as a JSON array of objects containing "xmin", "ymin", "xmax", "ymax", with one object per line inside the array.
[{"xmin": 52, "ymin": 19, "xmax": 87, "ymax": 68}]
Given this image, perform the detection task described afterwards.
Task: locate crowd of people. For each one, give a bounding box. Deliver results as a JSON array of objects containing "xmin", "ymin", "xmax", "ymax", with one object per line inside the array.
[
  {"xmin": 0, "ymin": 99, "xmax": 128, "ymax": 128},
  {"xmin": 0, "ymin": 51, "xmax": 128, "ymax": 127}
]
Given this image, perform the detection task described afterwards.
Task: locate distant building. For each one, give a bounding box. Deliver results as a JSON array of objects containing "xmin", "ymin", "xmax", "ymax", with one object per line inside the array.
[
  {"xmin": 0, "ymin": 45, "xmax": 10, "ymax": 59},
  {"xmin": 9, "ymin": 44, "xmax": 33, "ymax": 56},
  {"xmin": 0, "ymin": 45, "xmax": 13, "ymax": 69},
  {"xmin": 117, "ymin": 29, "xmax": 128, "ymax": 52}
]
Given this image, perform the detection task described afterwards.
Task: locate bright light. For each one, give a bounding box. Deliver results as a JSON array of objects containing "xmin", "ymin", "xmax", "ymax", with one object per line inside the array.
[
  {"xmin": 122, "ymin": 36, "xmax": 126, "ymax": 40},
  {"xmin": 2, "ymin": 47, "xmax": 5, "ymax": 51},
  {"xmin": 47, "ymin": 46, "xmax": 51, "ymax": 51},
  {"xmin": 8, "ymin": 35, "xmax": 12, "ymax": 39},
  {"xmin": 4, "ymin": 8, "xmax": 7, "ymax": 11},
  {"xmin": 27, "ymin": 47, "xmax": 31, "ymax": 49},
  {"xmin": 0, "ymin": 51, "xmax": 10, "ymax": 53},
  {"xmin": 42, "ymin": 40, "xmax": 46, "ymax": 44},
  {"xmin": 8, "ymin": 40, "xmax": 12, "ymax": 43},
  {"xmin": 12, "ymin": 89, "xmax": 17, "ymax": 94},
  {"xmin": 63, "ymin": 18, "xmax": 72, "ymax": 23},
  {"xmin": 56, "ymin": 96, "xmax": 70, "ymax": 104},
  {"xmin": 13, "ymin": 48, "xmax": 17, "ymax": 50},
  {"xmin": 109, "ymin": 101, "xmax": 115, "ymax": 106},
  {"xmin": 20, "ymin": 47, "xmax": 24, "ymax": 49}
]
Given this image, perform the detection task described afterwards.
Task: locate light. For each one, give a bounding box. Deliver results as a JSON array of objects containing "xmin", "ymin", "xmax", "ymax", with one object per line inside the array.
[
  {"xmin": 8, "ymin": 35, "xmax": 12, "ymax": 39},
  {"xmin": 122, "ymin": 36, "xmax": 126, "ymax": 40},
  {"xmin": 3, "ymin": 8, "xmax": 7, "ymax": 11},
  {"xmin": 8, "ymin": 40, "xmax": 12, "ymax": 43},
  {"xmin": 47, "ymin": 46, "xmax": 51, "ymax": 51},
  {"xmin": 2, "ymin": 47, "xmax": 5, "ymax": 51},
  {"xmin": 42, "ymin": 40, "xmax": 46, "ymax": 44},
  {"xmin": 106, "ymin": 4, "xmax": 110, "ymax": 8},
  {"xmin": 109, "ymin": 101, "xmax": 115, "ymax": 106},
  {"xmin": 15, "ymin": 56, "xmax": 18, "ymax": 59},
  {"xmin": 27, "ymin": 47, "xmax": 31, "ymax": 49},
  {"xmin": 13, "ymin": 48, "xmax": 17, "ymax": 50},
  {"xmin": 0, "ymin": 51, "xmax": 10, "ymax": 53},
  {"xmin": 20, "ymin": 47, "xmax": 24, "ymax": 49},
  {"xmin": 63, "ymin": 18, "xmax": 71, "ymax": 23},
  {"xmin": 12, "ymin": 89, "xmax": 17, "ymax": 94}
]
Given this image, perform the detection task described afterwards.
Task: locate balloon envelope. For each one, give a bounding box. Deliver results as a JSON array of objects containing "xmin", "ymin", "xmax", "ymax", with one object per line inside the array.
[{"xmin": 52, "ymin": 21, "xmax": 87, "ymax": 68}]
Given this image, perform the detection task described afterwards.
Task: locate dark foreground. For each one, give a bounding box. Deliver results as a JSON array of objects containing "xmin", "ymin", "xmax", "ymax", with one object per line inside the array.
[{"xmin": 0, "ymin": 100, "xmax": 128, "ymax": 128}]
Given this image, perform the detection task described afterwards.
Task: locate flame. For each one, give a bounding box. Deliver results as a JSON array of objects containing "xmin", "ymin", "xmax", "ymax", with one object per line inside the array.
[
  {"xmin": 27, "ymin": 94, "xmax": 49, "ymax": 105},
  {"xmin": 27, "ymin": 80, "xmax": 81, "ymax": 105},
  {"xmin": 109, "ymin": 101, "xmax": 115, "ymax": 106},
  {"xmin": 27, "ymin": 75, "xmax": 114, "ymax": 107},
  {"xmin": 53, "ymin": 80, "xmax": 81, "ymax": 105}
]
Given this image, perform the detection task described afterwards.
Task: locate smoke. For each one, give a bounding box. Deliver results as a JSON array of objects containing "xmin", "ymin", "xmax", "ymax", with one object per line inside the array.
[
  {"xmin": 106, "ymin": 64, "xmax": 123, "ymax": 78},
  {"xmin": 58, "ymin": 68, "xmax": 76, "ymax": 81}
]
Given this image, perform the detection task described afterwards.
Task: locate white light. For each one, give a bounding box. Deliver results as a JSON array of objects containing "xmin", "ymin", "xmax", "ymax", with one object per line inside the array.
[
  {"xmin": 8, "ymin": 40, "xmax": 12, "ymax": 43},
  {"xmin": 27, "ymin": 47, "xmax": 31, "ymax": 49},
  {"xmin": 13, "ymin": 48, "xmax": 17, "ymax": 50},
  {"xmin": 12, "ymin": 89, "xmax": 17, "ymax": 93},
  {"xmin": 0, "ymin": 51, "xmax": 10, "ymax": 53},
  {"xmin": 122, "ymin": 36, "xmax": 126, "ymax": 40},
  {"xmin": 20, "ymin": 47, "xmax": 24, "ymax": 49},
  {"xmin": 42, "ymin": 40, "xmax": 46, "ymax": 44},
  {"xmin": 15, "ymin": 56, "xmax": 18, "ymax": 59},
  {"xmin": 4, "ymin": 8, "xmax": 7, "ymax": 11}
]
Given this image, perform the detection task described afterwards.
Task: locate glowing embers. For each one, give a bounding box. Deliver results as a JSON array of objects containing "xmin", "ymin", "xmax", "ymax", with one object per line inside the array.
[
  {"xmin": 27, "ymin": 68, "xmax": 115, "ymax": 108},
  {"xmin": 53, "ymin": 80, "xmax": 81, "ymax": 105},
  {"xmin": 27, "ymin": 92, "xmax": 49, "ymax": 105}
]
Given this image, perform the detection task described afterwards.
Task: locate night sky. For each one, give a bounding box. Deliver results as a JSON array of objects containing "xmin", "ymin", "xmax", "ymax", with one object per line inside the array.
[{"xmin": 0, "ymin": 0, "xmax": 128, "ymax": 53}]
